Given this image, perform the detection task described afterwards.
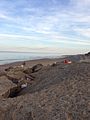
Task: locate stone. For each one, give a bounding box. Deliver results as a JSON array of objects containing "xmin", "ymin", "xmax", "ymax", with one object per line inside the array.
[
  {"xmin": 23, "ymin": 68, "xmax": 33, "ymax": 74},
  {"xmin": 0, "ymin": 76, "xmax": 17, "ymax": 98},
  {"xmin": 32, "ymin": 64, "xmax": 43, "ymax": 73},
  {"xmin": 6, "ymin": 71, "xmax": 26, "ymax": 83}
]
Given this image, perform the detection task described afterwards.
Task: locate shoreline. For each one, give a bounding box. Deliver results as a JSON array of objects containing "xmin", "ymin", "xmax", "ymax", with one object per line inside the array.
[
  {"xmin": 0, "ymin": 55, "xmax": 64, "ymax": 65},
  {"xmin": 0, "ymin": 57, "xmax": 63, "ymax": 72},
  {"xmin": 0, "ymin": 52, "xmax": 89, "ymax": 74}
]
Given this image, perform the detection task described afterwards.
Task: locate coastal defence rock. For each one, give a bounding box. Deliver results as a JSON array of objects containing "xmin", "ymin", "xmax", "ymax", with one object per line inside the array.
[
  {"xmin": 23, "ymin": 67, "xmax": 33, "ymax": 74},
  {"xmin": 5, "ymin": 66, "xmax": 13, "ymax": 72},
  {"xmin": 32, "ymin": 64, "xmax": 43, "ymax": 73},
  {"xmin": 6, "ymin": 70, "xmax": 26, "ymax": 81},
  {"xmin": 0, "ymin": 76, "xmax": 17, "ymax": 98},
  {"xmin": 6, "ymin": 67, "xmax": 35, "ymax": 86},
  {"xmin": 23, "ymin": 64, "xmax": 43, "ymax": 74},
  {"xmin": 0, "ymin": 61, "xmax": 89, "ymax": 120},
  {"xmin": 85, "ymin": 52, "xmax": 90, "ymax": 56},
  {"xmin": 5, "ymin": 65, "xmax": 29, "ymax": 80}
]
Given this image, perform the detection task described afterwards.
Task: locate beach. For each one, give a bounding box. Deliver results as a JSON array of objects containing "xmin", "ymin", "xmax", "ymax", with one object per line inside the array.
[{"xmin": 0, "ymin": 52, "xmax": 90, "ymax": 120}]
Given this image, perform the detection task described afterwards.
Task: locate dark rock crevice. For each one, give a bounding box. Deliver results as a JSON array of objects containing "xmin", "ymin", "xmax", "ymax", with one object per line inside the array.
[{"xmin": 8, "ymin": 86, "xmax": 22, "ymax": 98}]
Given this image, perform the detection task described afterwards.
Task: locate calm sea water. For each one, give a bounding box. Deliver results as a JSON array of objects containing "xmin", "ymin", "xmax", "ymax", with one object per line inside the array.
[{"xmin": 0, "ymin": 52, "xmax": 61, "ymax": 65}]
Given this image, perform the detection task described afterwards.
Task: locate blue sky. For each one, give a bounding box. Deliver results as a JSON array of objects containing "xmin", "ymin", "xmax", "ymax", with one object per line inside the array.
[{"xmin": 0, "ymin": 0, "xmax": 90, "ymax": 55}]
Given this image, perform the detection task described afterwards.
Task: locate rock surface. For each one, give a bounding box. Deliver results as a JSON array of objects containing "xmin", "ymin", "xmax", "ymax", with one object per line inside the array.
[
  {"xmin": 0, "ymin": 76, "xmax": 17, "ymax": 98},
  {"xmin": 32, "ymin": 64, "xmax": 43, "ymax": 73},
  {"xmin": 0, "ymin": 54, "xmax": 90, "ymax": 120},
  {"xmin": 23, "ymin": 67, "xmax": 33, "ymax": 74}
]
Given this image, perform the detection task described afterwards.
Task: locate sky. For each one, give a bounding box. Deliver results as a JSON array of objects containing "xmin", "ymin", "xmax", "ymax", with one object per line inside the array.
[{"xmin": 0, "ymin": 0, "xmax": 90, "ymax": 55}]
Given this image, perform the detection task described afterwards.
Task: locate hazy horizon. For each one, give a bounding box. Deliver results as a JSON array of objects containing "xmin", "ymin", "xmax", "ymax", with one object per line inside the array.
[
  {"xmin": 0, "ymin": 50, "xmax": 89, "ymax": 55},
  {"xmin": 0, "ymin": 0, "xmax": 90, "ymax": 54}
]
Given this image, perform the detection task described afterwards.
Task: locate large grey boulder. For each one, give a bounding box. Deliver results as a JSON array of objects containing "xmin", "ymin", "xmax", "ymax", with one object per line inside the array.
[
  {"xmin": 32, "ymin": 64, "xmax": 43, "ymax": 73},
  {"xmin": 23, "ymin": 68, "xmax": 33, "ymax": 74},
  {"xmin": 0, "ymin": 76, "xmax": 17, "ymax": 98}
]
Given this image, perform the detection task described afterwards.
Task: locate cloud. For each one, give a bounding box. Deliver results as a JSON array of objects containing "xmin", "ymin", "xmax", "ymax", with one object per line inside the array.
[
  {"xmin": 0, "ymin": 33, "xmax": 90, "ymax": 46},
  {"xmin": 0, "ymin": 33, "xmax": 39, "ymax": 40},
  {"xmin": 70, "ymin": 0, "xmax": 90, "ymax": 11},
  {"xmin": 0, "ymin": 13, "xmax": 8, "ymax": 19},
  {"xmin": 0, "ymin": 45, "xmax": 89, "ymax": 55},
  {"xmin": 0, "ymin": 10, "xmax": 12, "ymax": 20},
  {"xmin": 71, "ymin": 0, "xmax": 90, "ymax": 7},
  {"xmin": 74, "ymin": 28, "xmax": 90, "ymax": 38},
  {"xmin": 52, "ymin": 0, "xmax": 57, "ymax": 4},
  {"xmin": 0, "ymin": 0, "xmax": 90, "ymax": 54}
]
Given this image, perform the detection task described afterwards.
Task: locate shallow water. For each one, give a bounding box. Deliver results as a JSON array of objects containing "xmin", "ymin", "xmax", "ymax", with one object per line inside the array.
[{"xmin": 0, "ymin": 52, "xmax": 61, "ymax": 65}]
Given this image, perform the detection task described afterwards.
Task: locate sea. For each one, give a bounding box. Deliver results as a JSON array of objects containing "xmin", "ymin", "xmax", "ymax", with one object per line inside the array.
[{"xmin": 0, "ymin": 51, "xmax": 61, "ymax": 65}]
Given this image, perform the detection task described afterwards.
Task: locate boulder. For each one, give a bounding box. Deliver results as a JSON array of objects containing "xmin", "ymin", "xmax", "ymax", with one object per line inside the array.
[
  {"xmin": 0, "ymin": 76, "xmax": 17, "ymax": 98},
  {"xmin": 51, "ymin": 62, "xmax": 57, "ymax": 67},
  {"xmin": 5, "ymin": 66, "xmax": 13, "ymax": 72},
  {"xmin": 85, "ymin": 52, "xmax": 90, "ymax": 56},
  {"xmin": 5, "ymin": 65, "xmax": 26, "ymax": 74},
  {"xmin": 23, "ymin": 68, "xmax": 33, "ymax": 74},
  {"xmin": 32, "ymin": 64, "xmax": 43, "ymax": 73},
  {"xmin": 6, "ymin": 71, "xmax": 26, "ymax": 83}
]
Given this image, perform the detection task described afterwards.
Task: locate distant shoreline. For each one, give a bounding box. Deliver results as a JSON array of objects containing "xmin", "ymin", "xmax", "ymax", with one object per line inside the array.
[
  {"xmin": 0, "ymin": 57, "xmax": 62, "ymax": 66},
  {"xmin": 0, "ymin": 55, "xmax": 64, "ymax": 66},
  {"xmin": 0, "ymin": 57, "xmax": 63, "ymax": 74},
  {"xmin": 0, "ymin": 51, "xmax": 64, "ymax": 65},
  {"xmin": 0, "ymin": 51, "xmax": 62, "ymax": 55}
]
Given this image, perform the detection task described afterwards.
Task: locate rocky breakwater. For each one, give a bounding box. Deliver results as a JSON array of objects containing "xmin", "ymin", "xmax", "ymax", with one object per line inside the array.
[
  {"xmin": 0, "ymin": 63, "xmax": 43, "ymax": 98},
  {"xmin": 0, "ymin": 76, "xmax": 18, "ymax": 98},
  {"xmin": 6, "ymin": 64, "xmax": 43, "ymax": 85},
  {"xmin": 0, "ymin": 59, "xmax": 89, "ymax": 120}
]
